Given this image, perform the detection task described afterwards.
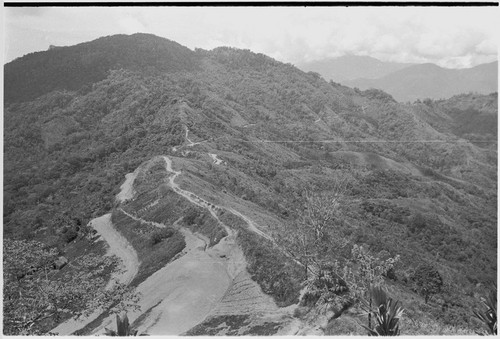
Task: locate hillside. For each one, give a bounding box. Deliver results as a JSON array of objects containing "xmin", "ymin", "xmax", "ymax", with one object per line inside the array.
[
  {"xmin": 345, "ymin": 61, "xmax": 498, "ymax": 102},
  {"xmin": 297, "ymin": 55, "xmax": 414, "ymax": 82},
  {"xmin": 3, "ymin": 34, "xmax": 497, "ymax": 336}
]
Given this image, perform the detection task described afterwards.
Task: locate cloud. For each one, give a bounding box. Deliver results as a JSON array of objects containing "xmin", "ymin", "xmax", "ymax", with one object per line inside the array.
[
  {"xmin": 6, "ymin": 7, "xmax": 48, "ymax": 17},
  {"xmin": 4, "ymin": 7, "xmax": 499, "ymax": 67}
]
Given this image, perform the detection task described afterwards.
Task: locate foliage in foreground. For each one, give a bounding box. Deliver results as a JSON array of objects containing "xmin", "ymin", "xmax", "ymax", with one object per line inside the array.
[
  {"xmin": 104, "ymin": 313, "xmax": 141, "ymax": 336},
  {"xmin": 474, "ymin": 285, "xmax": 497, "ymax": 335},
  {"xmin": 362, "ymin": 286, "xmax": 404, "ymax": 336}
]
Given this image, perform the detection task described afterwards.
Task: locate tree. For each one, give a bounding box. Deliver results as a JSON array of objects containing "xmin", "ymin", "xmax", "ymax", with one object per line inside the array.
[
  {"xmin": 279, "ymin": 187, "xmax": 349, "ymax": 279},
  {"xmin": 348, "ymin": 245, "xmax": 400, "ymax": 297},
  {"xmin": 410, "ymin": 263, "xmax": 443, "ymax": 303}
]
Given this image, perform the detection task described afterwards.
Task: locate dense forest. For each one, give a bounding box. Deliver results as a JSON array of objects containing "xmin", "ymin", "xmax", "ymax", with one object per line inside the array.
[{"xmin": 3, "ymin": 33, "xmax": 497, "ymax": 335}]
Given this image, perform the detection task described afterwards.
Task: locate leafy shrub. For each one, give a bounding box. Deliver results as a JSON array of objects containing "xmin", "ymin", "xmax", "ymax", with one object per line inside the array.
[
  {"xmin": 150, "ymin": 227, "xmax": 174, "ymax": 245},
  {"xmin": 408, "ymin": 213, "xmax": 426, "ymax": 233},
  {"xmin": 473, "ymin": 286, "xmax": 497, "ymax": 335},
  {"xmin": 183, "ymin": 206, "xmax": 199, "ymax": 225},
  {"xmin": 104, "ymin": 313, "xmax": 139, "ymax": 336},
  {"xmin": 301, "ymin": 263, "xmax": 349, "ymax": 307},
  {"xmin": 362, "ymin": 286, "xmax": 404, "ymax": 336},
  {"xmin": 63, "ymin": 228, "xmax": 78, "ymax": 243}
]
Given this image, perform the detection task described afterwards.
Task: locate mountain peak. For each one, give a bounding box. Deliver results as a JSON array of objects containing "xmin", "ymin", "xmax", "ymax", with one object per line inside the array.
[{"xmin": 5, "ymin": 33, "xmax": 199, "ymax": 103}]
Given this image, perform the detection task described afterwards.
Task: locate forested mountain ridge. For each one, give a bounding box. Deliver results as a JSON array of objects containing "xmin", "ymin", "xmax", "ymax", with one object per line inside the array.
[
  {"xmin": 3, "ymin": 34, "xmax": 497, "ymax": 335},
  {"xmin": 4, "ymin": 33, "xmax": 199, "ymax": 103}
]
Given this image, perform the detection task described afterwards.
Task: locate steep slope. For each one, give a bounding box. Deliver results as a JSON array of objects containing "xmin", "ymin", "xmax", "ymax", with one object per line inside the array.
[
  {"xmin": 345, "ymin": 61, "xmax": 498, "ymax": 102},
  {"xmin": 297, "ymin": 55, "xmax": 414, "ymax": 82},
  {"xmin": 3, "ymin": 34, "xmax": 497, "ymax": 335}
]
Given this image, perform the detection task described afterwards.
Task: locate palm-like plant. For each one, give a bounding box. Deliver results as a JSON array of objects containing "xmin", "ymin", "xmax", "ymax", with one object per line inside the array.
[
  {"xmin": 474, "ymin": 286, "xmax": 497, "ymax": 335},
  {"xmin": 104, "ymin": 313, "xmax": 138, "ymax": 336},
  {"xmin": 362, "ymin": 286, "xmax": 404, "ymax": 336}
]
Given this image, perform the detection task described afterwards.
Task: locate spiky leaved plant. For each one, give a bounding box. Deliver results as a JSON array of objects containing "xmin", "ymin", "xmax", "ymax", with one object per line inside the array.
[
  {"xmin": 362, "ymin": 285, "xmax": 404, "ymax": 336},
  {"xmin": 104, "ymin": 313, "xmax": 138, "ymax": 336},
  {"xmin": 474, "ymin": 286, "xmax": 497, "ymax": 335}
]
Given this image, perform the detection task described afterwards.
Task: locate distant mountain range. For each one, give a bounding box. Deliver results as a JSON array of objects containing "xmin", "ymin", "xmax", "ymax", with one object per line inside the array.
[
  {"xmin": 299, "ymin": 56, "xmax": 498, "ymax": 102},
  {"xmin": 297, "ymin": 55, "xmax": 414, "ymax": 82}
]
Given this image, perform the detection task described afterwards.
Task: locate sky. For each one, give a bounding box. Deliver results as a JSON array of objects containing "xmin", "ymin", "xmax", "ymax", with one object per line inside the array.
[{"xmin": 3, "ymin": 6, "xmax": 499, "ymax": 68}]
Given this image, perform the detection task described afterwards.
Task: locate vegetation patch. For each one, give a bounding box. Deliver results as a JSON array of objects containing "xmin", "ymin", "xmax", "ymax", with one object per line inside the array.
[
  {"xmin": 182, "ymin": 206, "xmax": 227, "ymax": 246},
  {"xmin": 110, "ymin": 209, "xmax": 185, "ymax": 286},
  {"xmin": 217, "ymin": 209, "xmax": 304, "ymax": 306},
  {"xmin": 236, "ymin": 227, "xmax": 305, "ymax": 307}
]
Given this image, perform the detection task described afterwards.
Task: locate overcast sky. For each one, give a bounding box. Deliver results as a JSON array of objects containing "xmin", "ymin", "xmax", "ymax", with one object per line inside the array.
[{"xmin": 3, "ymin": 6, "xmax": 499, "ymax": 68}]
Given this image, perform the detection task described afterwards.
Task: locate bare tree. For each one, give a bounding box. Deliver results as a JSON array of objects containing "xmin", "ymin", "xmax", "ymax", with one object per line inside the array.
[{"xmin": 279, "ymin": 177, "xmax": 349, "ymax": 279}]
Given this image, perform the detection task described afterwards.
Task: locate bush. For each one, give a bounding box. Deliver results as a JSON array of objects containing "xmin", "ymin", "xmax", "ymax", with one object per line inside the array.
[
  {"xmin": 408, "ymin": 213, "xmax": 426, "ymax": 233},
  {"xmin": 150, "ymin": 227, "xmax": 174, "ymax": 245},
  {"xmin": 184, "ymin": 207, "xmax": 199, "ymax": 226},
  {"xmin": 236, "ymin": 228, "xmax": 305, "ymax": 306},
  {"xmin": 63, "ymin": 228, "xmax": 78, "ymax": 243}
]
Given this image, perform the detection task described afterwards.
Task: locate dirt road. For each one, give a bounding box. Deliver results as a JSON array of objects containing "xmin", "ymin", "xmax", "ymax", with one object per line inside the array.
[
  {"xmin": 92, "ymin": 217, "xmax": 234, "ymax": 335},
  {"xmin": 92, "ymin": 214, "xmax": 139, "ymax": 286},
  {"xmin": 116, "ymin": 169, "xmax": 138, "ymax": 202}
]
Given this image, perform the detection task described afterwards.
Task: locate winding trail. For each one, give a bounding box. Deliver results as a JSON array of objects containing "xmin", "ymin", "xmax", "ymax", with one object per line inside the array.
[
  {"xmin": 89, "ymin": 155, "xmax": 249, "ymax": 335},
  {"xmin": 92, "ymin": 214, "xmax": 139, "ymax": 287},
  {"xmin": 228, "ymin": 208, "xmax": 274, "ymax": 243},
  {"xmin": 162, "ymin": 156, "xmax": 232, "ymax": 235},
  {"xmin": 185, "ymin": 125, "xmax": 207, "ymax": 147}
]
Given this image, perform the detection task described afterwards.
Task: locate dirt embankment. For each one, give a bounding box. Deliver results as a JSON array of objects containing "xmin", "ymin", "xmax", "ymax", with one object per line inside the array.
[
  {"xmin": 93, "ymin": 221, "xmax": 233, "ymax": 335},
  {"xmin": 49, "ymin": 214, "xmax": 139, "ymax": 335},
  {"xmin": 116, "ymin": 169, "xmax": 139, "ymax": 203}
]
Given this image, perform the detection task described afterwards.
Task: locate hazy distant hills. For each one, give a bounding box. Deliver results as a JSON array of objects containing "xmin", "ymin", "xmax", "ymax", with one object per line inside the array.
[
  {"xmin": 297, "ymin": 55, "xmax": 414, "ymax": 82},
  {"xmin": 299, "ymin": 56, "xmax": 498, "ymax": 102},
  {"xmin": 346, "ymin": 61, "xmax": 498, "ymax": 102}
]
